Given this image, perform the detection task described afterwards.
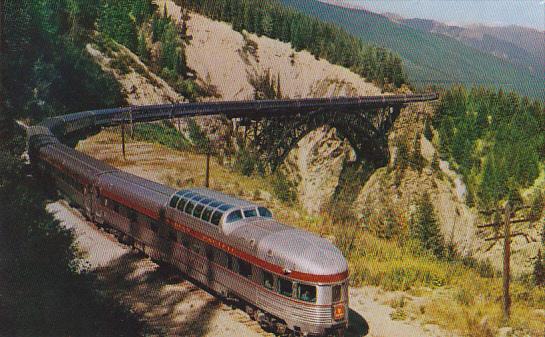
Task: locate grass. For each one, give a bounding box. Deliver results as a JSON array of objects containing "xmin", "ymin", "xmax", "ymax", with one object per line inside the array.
[{"xmin": 82, "ymin": 128, "xmax": 545, "ymax": 336}]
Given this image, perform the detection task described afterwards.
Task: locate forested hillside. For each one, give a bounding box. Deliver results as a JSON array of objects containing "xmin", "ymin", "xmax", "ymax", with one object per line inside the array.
[
  {"xmin": 0, "ymin": 1, "xmax": 142, "ymax": 335},
  {"xmin": 434, "ymin": 86, "xmax": 544, "ymax": 208},
  {"xmin": 179, "ymin": 0, "xmax": 407, "ymax": 89},
  {"xmin": 280, "ymin": 0, "xmax": 544, "ymax": 99},
  {"xmin": 2, "ymin": 0, "xmax": 123, "ymax": 123}
]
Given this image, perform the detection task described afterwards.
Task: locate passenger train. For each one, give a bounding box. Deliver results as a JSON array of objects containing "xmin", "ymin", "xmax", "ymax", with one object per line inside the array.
[{"xmin": 27, "ymin": 94, "xmax": 438, "ymax": 336}]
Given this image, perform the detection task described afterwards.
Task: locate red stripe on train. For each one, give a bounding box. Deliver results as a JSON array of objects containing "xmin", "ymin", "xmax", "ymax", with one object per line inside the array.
[{"xmin": 65, "ymin": 167, "xmax": 348, "ymax": 284}]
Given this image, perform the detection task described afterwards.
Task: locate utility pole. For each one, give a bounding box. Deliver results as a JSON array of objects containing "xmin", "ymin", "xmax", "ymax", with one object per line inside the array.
[
  {"xmin": 121, "ymin": 119, "xmax": 126, "ymax": 160},
  {"xmin": 205, "ymin": 148, "xmax": 210, "ymax": 188},
  {"xmin": 502, "ymin": 202, "xmax": 511, "ymax": 321},
  {"xmin": 0, "ymin": 0, "xmax": 7, "ymax": 141}
]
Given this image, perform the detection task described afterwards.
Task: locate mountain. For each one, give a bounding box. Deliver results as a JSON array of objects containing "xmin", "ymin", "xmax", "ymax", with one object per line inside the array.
[
  {"xmin": 280, "ymin": 0, "xmax": 543, "ymax": 99},
  {"xmin": 384, "ymin": 15, "xmax": 545, "ymax": 77}
]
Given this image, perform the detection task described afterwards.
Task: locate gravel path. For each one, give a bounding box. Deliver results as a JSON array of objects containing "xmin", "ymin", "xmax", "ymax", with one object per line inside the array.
[{"xmin": 47, "ymin": 201, "xmax": 456, "ymax": 337}]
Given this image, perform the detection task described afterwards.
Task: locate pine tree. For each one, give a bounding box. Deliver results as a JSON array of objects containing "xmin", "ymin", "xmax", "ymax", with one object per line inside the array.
[{"xmin": 411, "ymin": 192, "xmax": 445, "ymax": 258}]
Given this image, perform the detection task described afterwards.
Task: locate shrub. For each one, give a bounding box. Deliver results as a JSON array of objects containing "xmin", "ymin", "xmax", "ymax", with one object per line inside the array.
[
  {"xmin": 234, "ymin": 148, "xmax": 258, "ymax": 176},
  {"xmin": 187, "ymin": 119, "xmax": 210, "ymax": 150},
  {"xmin": 133, "ymin": 122, "xmax": 190, "ymax": 150},
  {"xmin": 271, "ymin": 172, "xmax": 296, "ymax": 204}
]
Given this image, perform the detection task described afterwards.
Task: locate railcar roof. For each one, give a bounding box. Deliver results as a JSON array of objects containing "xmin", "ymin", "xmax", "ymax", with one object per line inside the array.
[{"xmin": 228, "ymin": 217, "xmax": 348, "ymax": 276}]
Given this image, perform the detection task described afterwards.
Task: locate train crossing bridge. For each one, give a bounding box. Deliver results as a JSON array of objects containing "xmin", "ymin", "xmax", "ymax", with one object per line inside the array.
[{"xmin": 35, "ymin": 93, "xmax": 438, "ymax": 170}]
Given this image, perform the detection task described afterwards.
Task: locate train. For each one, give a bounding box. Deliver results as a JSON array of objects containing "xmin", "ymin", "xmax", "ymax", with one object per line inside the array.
[{"xmin": 27, "ymin": 94, "xmax": 438, "ymax": 336}]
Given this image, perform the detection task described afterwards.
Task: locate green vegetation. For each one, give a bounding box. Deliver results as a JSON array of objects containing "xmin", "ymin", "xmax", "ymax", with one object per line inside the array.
[
  {"xmin": 279, "ymin": 0, "xmax": 543, "ymax": 99},
  {"xmin": 3, "ymin": 0, "xmax": 124, "ymax": 122},
  {"xmin": 410, "ymin": 193, "xmax": 445, "ymax": 258},
  {"xmin": 433, "ymin": 86, "xmax": 544, "ymax": 209},
  {"xmin": 133, "ymin": 121, "xmax": 191, "ymax": 150},
  {"xmin": 1, "ymin": 1, "xmax": 142, "ymax": 334},
  {"xmin": 180, "ymin": 0, "xmax": 407, "ymax": 89},
  {"xmin": 271, "ymin": 171, "xmax": 297, "ymax": 204}
]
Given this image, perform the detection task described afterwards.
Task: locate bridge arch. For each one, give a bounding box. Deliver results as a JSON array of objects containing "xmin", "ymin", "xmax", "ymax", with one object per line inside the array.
[{"xmin": 251, "ymin": 105, "xmax": 403, "ymax": 171}]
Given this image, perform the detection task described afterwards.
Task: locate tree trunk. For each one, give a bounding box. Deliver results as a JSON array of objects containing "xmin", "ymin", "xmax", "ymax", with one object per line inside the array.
[{"xmin": 502, "ymin": 202, "xmax": 511, "ymax": 322}]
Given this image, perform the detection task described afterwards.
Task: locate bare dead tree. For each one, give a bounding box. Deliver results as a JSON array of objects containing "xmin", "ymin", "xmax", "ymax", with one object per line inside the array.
[{"xmin": 479, "ymin": 202, "xmax": 535, "ymax": 322}]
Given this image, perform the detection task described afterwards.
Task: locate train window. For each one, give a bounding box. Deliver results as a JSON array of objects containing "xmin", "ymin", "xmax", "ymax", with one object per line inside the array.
[
  {"xmin": 218, "ymin": 204, "xmax": 234, "ymax": 211},
  {"xmin": 168, "ymin": 230, "xmax": 177, "ymax": 242},
  {"xmin": 193, "ymin": 204, "xmax": 205, "ymax": 218},
  {"xmin": 227, "ymin": 255, "xmax": 234, "ymax": 270},
  {"xmin": 263, "ymin": 271, "xmax": 274, "ymax": 290},
  {"xmin": 184, "ymin": 192, "xmax": 195, "ymax": 198},
  {"xmin": 243, "ymin": 208, "xmax": 257, "ymax": 218},
  {"xmin": 128, "ymin": 209, "xmax": 138, "ymax": 222},
  {"xmin": 185, "ymin": 201, "xmax": 195, "ymax": 214},
  {"xmin": 258, "ymin": 207, "xmax": 273, "ymax": 218},
  {"xmin": 208, "ymin": 201, "xmax": 221, "ymax": 208},
  {"xmin": 190, "ymin": 242, "xmax": 201, "ymax": 254},
  {"xmin": 297, "ymin": 284, "xmax": 317, "ymax": 303},
  {"xmin": 332, "ymin": 285, "xmax": 342, "ymax": 302},
  {"xmin": 177, "ymin": 189, "xmax": 189, "ymax": 196},
  {"xmin": 206, "ymin": 246, "xmax": 214, "ymax": 260},
  {"xmin": 200, "ymin": 198, "xmax": 213, "ymax": 205},
  {"xmin": 238, "ymin": 259, "xmax": 252, "ymax": 278},
  {"xmin": 169, "ymin": 195, "xmax": 180, "ymax": 208},
  {"xmin": 278, "ymin": 278, "xmax": 293, "ymax": 297},
  {"xmin": 225, "ymin": 210, "xmax": 243, "ymax": 223},
  {"xmin": 177, "ymin": 198, "xmax": 188, "ymax": 211},
  {"xmin": 210, "ymin": 211, "xmax": 224, "ymax": 226},
  {"xmin": 201, "ymin": 207, "xmax": 213, "ymax": 222},
  {"xmin": 192, "ymin": 195, "xmax": 204, "ymax": 202}
]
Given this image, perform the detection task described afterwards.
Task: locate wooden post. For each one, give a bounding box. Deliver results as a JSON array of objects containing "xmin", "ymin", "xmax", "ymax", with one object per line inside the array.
[
  {"xmin": 502, "ymin": 201, "xmax": 511, "ymax": 322},
  {"xmin": 121, "ymin": 119, "xmax": 126, "ymax": 160},
  {"xmin": 205, "ymin": 148, "xmax": 210, "ymax": 188}
]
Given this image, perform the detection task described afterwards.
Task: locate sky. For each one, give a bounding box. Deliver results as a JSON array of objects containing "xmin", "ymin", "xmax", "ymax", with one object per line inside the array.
[{"xmin": 342, "ymin": 0, "xmax": 545, "ymax": 31}]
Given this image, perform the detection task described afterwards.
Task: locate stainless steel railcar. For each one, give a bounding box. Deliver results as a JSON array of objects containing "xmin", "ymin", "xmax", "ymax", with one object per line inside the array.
[{"xmin": 29, "ymin": 132, "xmax": 349, "ymax": 337}]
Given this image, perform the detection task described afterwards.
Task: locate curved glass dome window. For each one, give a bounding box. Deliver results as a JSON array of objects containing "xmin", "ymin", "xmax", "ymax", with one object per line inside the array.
[
  {"xmin": 218, "ymin": 204, "xmax": 234, "ymax": 211},
  {"xmin": 169, "ymin": 195, "xmax": 180, "ymax": 208},
  {"xmin": 184, "ymin": 192, "xmax": 195, "ymax": 199},
  {"xmin": 210, "ymin": 211, "xmax": 224, "ymax": 226},
  {"xmin": 191, "ymin": 195, "xmax": 204, "ymax": 202},
  {"xmin": 208, "ymin": 201, "xmax": 222, "ymax": 208},
  {"xmin": 200, "ymin": 198, "xmax": 213, "ymax": 205},
  {"xmin": 225, "ymin": 210, "xmax": 243, "ymax": 223},
  {"xmin": 258, "ymin": 207, "xmax": 273, "ymax": 218},
  {"xmin": 177, "ymin": 189, "xmax": 190, "ymax": 196},
  {"xmin": 243, "ymin": 208, "xmax": 258, "ymax": 218}
]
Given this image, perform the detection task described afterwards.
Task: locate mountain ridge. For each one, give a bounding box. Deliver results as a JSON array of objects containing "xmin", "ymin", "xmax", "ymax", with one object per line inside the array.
[{"xmin": 284, "ymin": 0, "xmax": 543, "ymax": 99}]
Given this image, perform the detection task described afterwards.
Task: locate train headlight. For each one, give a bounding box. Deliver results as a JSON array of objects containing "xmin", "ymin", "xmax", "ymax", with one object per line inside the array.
[{"xmin": 333, "ymin": 303, "xmax": 345, "ymax": 321}]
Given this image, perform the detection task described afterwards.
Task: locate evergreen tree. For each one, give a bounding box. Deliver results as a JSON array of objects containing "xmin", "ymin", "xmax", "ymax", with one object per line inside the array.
[{"xmin": 411, "ymin": 193, "xmax": 445, "ymax": 258}]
